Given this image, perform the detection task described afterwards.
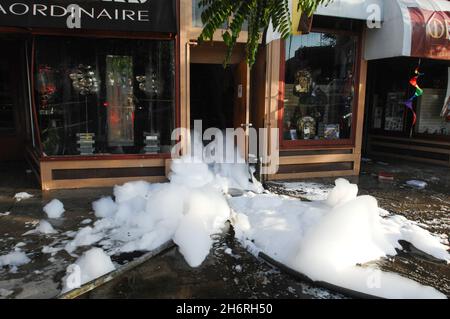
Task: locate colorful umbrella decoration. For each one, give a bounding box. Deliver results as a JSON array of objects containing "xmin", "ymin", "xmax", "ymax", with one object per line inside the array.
[{"xmin": 403, "ymin": 65, "xmax": 424, "ymax": 126}]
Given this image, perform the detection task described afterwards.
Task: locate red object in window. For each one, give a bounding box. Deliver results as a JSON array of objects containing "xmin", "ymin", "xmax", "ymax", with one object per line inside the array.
[
  {"xmin": 409, "ymin": 76, "xmax": 418, "ymax": 87},
  {"xmin": 109, "ymin": 110, "xmax": 120, "ymax": 125}
]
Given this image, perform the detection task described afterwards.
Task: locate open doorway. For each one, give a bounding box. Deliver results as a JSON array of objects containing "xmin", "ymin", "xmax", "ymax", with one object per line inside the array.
[
  {"xmin": 190, "ymin": 63, "xmax": 236, "ymax": 131},
  {"xmin": 0, "ymin": 37, "xmax": 35, "ymax": 188},
  {"xmin": 0, "ymin": 39, "xmax": 29, "ymax": 160}
]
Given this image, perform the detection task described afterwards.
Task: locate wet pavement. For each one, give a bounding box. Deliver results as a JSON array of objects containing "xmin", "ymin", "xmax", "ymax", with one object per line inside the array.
[
  {"xmin": 267, "ymin": 158, "xmax": 450, "ymax": 297},
  {"xmin": 0, "ymin": 162, "xmax": 111, "ymax": 298},
  {"xmin": 0, "ymin": 159, "xmax": 448, "ymax": 299},
  {"xmin": 80, "ymin": 227, "xmax": 344, "ymax": 299}
]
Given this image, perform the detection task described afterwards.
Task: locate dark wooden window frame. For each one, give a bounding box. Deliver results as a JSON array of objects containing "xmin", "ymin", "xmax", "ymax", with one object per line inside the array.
[
  {"xmin": 278, "ymin": 27, "xmax": 363, "ymax": 149},
  {"xmin": 1, "ymin": 20, "xmax": 180, "ymax": 162}
]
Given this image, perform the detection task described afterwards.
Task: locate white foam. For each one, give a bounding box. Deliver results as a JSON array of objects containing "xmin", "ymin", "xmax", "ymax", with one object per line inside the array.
[
  {"xmin": 92, "ymin": 197, "xmax": 117, "ymax": 219},
  {"xmin": 44, "ymin": 199, "xmax": 65, "ymax": 219},
  {"xmin": 0, "ymin": 251, "xmax": 30, "ymax": 268},
  {"xmin": 62, "ymin": 248, "xmax": 115, "ymax": 293},
  {"xmin": 230, "ymin": 179, "xmax": 450, "ymax": 299},
  {"xmin": 14, "ymin": 192, "xmax": 33, "ymax": 202},
  {"xmin": 24, "ymin": 220, "xmax": 57, "ymax": 235}
]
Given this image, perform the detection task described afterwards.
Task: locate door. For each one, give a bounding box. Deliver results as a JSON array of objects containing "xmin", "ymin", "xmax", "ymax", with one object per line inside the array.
[
  {"xmin": 0, "ymin": 40, "xmax": 26, "ymax": 161},
  {"xmin": 233, "ymin": 60, "xmax": 251, "ymax": 161}
]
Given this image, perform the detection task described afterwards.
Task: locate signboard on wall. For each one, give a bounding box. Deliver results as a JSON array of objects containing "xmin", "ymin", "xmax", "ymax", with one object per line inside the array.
[
  {"xmin": 409, "ymin": 7, "xmax": 450, "ymax": 60},
  {"xmin": 0, "ymin": 0, "xmax": 177, "ymax": 33}
]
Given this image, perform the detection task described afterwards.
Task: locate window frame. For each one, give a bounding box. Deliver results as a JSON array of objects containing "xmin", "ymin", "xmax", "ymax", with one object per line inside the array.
[
  {"xmin": 29, "ymin": 28, "xmax": 179, "ymax": 161},
  {"xmin": 278, "ymin": 27, "xmax": 362, "ymax": 149}
]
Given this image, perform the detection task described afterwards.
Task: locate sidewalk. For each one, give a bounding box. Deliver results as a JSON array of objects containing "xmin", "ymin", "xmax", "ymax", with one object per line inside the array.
[{"xmin": 0, "ymin": 160, "xmax": 448, "ymax": 298}]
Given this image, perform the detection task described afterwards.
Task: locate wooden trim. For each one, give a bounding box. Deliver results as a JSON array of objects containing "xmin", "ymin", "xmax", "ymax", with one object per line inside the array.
[
  {"xmin": 174, "ymin": 0, "xmax": 181, "ymax": 133},
  {"xmin": 40, "ymin": 153, "xmax": 172, "ymax": 162},
  {"xmin": 0, "ymin": 27, "xmax": 30, "ymax": 34},
  {"xmin": 369, "ymin": 151, "xmax": 449, "ymax": 166},
  {"xmin": 370, "ymin": 141, "xmax": 450, "ymax": 155},
  {"xmin": 281, "ymin": 145, "xmax": 354, "ymax": 152},
  {"xmin": 277, "ymin": 27, "xmax": 363, "ymax": 149},
  {"xmin": 267, "ymin": 40, "xmax": 281, "ymax": 158},
  {"xmin": 268, "ymin": 170, "xmax": 355, "ymax": 181},
  {"xmin": 42, "ymin": 176, "xmax": 168, "ymax": 191},
  {"xmin": 190, "ymin": 42, "xmax": 246, "ymax": 65},
  {"xmin": 370, "ymin": 134, "xmax": 450, "ymax": 147},
  {"xmin": 279, "ymin": 153, "xmax": 356, "ymax": 165},
  {"xmin": 40, "ymin": 158, "xmax": 167, "ymax": 190},
  {"xmin": 29, "ymin": 28, "xmax": 175, "ymax": 40},
  {"xmin": 188, "ymin": 27, "xmax": 248, "ymax": 43},
  {"xmin": 41, "ymin": 158, "xmax": 165, "ymax": 170},
  {"xmin": 179, "ymin": 0, "xmax": 190, "ymax": 156},
  {"xmin": 412, "ymin": 133, "xmax": 450, "ymax": 142},
  {"xmin": 281, "ymin": 139, "xmax": 355, "ymax": 148},
  {"xmin": 30, "ymin": 36, "xmax": 43, "ymax": 155},
  {"xmin": 0, "ymin": 27, "xmax": 175, "ymax": 40},
  {"xmin": 353, "ymin": 28, "xmax": 368, "ymax": 175}
]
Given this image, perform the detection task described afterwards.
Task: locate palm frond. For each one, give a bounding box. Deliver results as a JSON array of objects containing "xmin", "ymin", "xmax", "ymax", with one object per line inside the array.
[{"xmin": 198, "ymin": 0, "xmax": 334, "ymax": 66}]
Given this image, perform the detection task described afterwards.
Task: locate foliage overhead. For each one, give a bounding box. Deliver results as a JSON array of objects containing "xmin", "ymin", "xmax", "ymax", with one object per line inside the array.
[{"xmin": 198, "ymin": 0, "xmax": 333, "ymax": 66}]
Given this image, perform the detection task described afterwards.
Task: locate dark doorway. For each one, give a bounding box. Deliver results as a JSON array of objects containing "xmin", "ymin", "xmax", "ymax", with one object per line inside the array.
[
  {"xmin": 190, "ymin": 63, "xmax": 236, "ymax": 131},
  {"xmin": 0, "ymin": 38, "xmax": 29, "ymax": 162}
]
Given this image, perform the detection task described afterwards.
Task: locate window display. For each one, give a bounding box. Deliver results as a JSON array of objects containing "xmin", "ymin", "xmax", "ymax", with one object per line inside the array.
[
  {"xmin": 367, "ymin": 58, "xmax": 450, "ymax": 138},
  {"xmin": 283, "ymin": 32, "xmax": 357, "ymax": 142},
  {"xmin": 34, "ymin": 36, "xmax": 175, "ymax": 156},
  {"xmin": 384, "ymin": 92, "xmax": 405, "ymax": 132}
]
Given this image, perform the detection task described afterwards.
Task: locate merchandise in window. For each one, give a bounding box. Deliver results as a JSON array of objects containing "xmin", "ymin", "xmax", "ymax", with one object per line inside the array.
[
  {"xmin": 34, "ymin": 36, "xmax": 175, "ymax": 156},
  {"xmin": 368, "ymin": 58, "xmax": 450, "ymax": 137},
  {"xmin": 283, "ymin": 32, "xmax": 358, "ymax": 142}
]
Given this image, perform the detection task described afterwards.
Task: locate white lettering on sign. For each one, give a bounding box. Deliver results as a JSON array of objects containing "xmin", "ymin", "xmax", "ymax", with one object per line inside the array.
[
  {"xmin": 426, "ymin": 14, "xmax": 450, "ymax": 40},
  {"xmin": 0, "ymin": 2, "xmax": 152, "ymax": 28},
  {"xmin": 102, "ymin": 0, "xmax": 148, "ymax": 3}
]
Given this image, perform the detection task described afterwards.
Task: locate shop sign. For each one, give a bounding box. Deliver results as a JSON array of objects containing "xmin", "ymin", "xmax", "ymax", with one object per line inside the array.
[
  {"xmin": 0, "ymin": 0, "xmax": 177, "ymax": 33},
  {"xmin": 409, "ymin": 7, "xmax": 450, "ymax": 60}
]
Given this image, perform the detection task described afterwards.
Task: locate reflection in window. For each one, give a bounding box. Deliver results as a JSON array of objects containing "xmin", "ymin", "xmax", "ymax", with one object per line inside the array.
[
  {"xmin": 34, "ymin": 36, "xmax": 175, "ymax": 156},
  {"xmin": 368, "ymin": 58, "xmax": 450, "ymax": 136},
  {"xmin": 283, "ymin": 32, "xmax": 357, "ymax": 141}
]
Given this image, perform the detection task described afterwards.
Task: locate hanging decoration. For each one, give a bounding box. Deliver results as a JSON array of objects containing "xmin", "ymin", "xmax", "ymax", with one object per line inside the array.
[
  {"xmin": 69, "ymin": 65, "xmax": 100, "ymax": 96},
  {"xmin": 37, "ymin": 65, "xmax": 57, "ymax": 109},
  {"xmin": 136, "ymin": 72, "xmax": 159, "ymax": 96},
  {"xmin": 69, "ymin": 65, "xmax": 99, "ymax": 155},
  {"xmin": 403, "ymin": 63, "xmax": 424, "ymax": 128}
]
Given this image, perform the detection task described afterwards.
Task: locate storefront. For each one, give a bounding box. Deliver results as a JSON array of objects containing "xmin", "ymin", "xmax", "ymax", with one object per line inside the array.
[
  {"xmin": 0, "ymin": 0, "xmax": 178, "ymax": 189},
  {"xmin": 260, "ymin": 3, "xmax": 372, "ymax": 181},
  {"xmin": 0, "ymin": 0, "xmax": 395, "ymax": 188},
  {"xmin": 364, "ymin": 0, "xmax": 450, "ymax": 167}
]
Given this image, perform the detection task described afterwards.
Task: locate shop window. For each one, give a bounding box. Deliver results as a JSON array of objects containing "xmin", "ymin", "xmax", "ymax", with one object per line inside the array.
[
  {"xmin": 34, "ymin": 36, "xmax": 175, "ymax": 156},
  {"xmin": 368, "ymin": 58, "xmax": 450, "ymax": 138},
  {"xmin": 282, "ymin": 32, "xmax": 358, "ymax": 144}
]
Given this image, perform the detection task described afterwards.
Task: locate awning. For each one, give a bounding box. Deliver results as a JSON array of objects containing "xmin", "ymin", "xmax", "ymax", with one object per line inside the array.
[
  {"xmin": 365, "ymin": 0, "xmax": 450, "ymax": 61},
  {"xmin": 315, "ymin": 0, "xmax": 384, "ymax": 22}
]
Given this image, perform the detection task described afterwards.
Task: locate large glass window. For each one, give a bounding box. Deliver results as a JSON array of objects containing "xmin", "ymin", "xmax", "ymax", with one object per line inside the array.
[
  {"xmin": 34, "ymin": 36, "xmax": 175, "ymax": 156},
  {"xmin": 368, "ymin": 58, "xmax": 450, "ymax": 137},
  {"xmin": 282, "ymin": 32, "xmax": 358, "ymax": 143}
]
